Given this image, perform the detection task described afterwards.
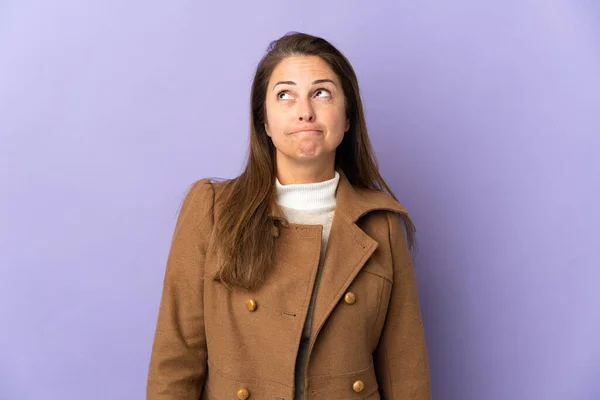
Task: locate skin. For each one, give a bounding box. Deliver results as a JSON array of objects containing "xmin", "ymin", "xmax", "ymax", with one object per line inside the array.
[{"xmin": 264, "ymin": 55, "xmax": 350, "ymax": 185}]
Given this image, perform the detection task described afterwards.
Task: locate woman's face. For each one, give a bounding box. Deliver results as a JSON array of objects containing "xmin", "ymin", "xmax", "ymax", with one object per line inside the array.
[{"xmin": 264, "ymin": 55, "xmax": 349, "ymax": 168}]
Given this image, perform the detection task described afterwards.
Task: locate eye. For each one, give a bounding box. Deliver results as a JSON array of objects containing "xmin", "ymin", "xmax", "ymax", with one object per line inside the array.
[
  {"xmin": 315, "ymin": 88, "xmax": 331, "ymax": 98},
  {"xmin": 277, "ymin": 90, "xmax": 292, "ymax": 100}
]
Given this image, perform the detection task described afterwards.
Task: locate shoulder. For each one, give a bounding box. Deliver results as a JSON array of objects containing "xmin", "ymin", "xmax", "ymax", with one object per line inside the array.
[
  {"xmin": 184, "ymin": 178, "xmax": 215, "ymax": 205},
  {"xmin": 179, "ymin": 176, "xmax": 236, "ymax": 218},
  {"xmin": 175, "ymin": 179, "xmax": 216, "ymax": 228}
]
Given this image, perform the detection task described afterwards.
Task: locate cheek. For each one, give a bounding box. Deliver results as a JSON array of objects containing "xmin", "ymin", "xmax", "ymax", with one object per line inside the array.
[
  {"xmin": 265, "ymin": 116, "xmax": 286, "ymax": 138},
  {"xmin": 265, "ymin": 103, "xmax": 292, "ymax": 135},
  {"xmin": 320, "ymin": 105, "xmax": 347, "ymax": 131}
]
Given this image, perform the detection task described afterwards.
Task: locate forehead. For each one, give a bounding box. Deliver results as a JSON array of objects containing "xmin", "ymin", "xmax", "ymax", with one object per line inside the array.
[{"xmin": 268, "ymin": 55, "xmax": 339, "ymax": 85}]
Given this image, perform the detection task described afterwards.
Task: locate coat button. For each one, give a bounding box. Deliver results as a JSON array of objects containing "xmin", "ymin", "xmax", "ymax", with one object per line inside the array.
[
  {"xmin": 245, "ymin": 299, "xmax": 257, "ymax": 312},
  {"xmin": 344, "ymin": 292, "xmax": 356, "ymax": 304},
  {"xmin": 352, "ymin": 380, "xmax": 365, "ymax": 393},
  {"xmin": 236, "ymin": 388, "xmax": 250, "ymax": 399},
  {"xmin": 272, "ymin": 225, "xmax": 280, "ymax": 237}
]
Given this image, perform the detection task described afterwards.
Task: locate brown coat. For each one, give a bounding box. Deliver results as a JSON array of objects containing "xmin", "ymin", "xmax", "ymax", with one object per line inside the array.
[{"xmin": 146, "ymin": 168, "xmax": 431, "ymax": 400}]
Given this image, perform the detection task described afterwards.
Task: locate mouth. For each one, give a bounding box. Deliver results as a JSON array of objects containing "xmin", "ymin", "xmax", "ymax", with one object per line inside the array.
[{"xmin": 291, "ymin": 130, "xmax": 322, "ymax": 135}]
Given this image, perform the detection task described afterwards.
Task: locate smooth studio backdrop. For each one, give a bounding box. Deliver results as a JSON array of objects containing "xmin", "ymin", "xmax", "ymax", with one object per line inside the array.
[{"xmin": 1, "ymin": 1, "xmax": 599, "ymax": 399}]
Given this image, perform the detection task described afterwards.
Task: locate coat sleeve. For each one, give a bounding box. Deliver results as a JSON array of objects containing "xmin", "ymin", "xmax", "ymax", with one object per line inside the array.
[
  {"xmin": 373, "ymin": 212, "xmax": 432, "ymax": 399},
  {"xmin": 146, "ymin": 179, "xmax": 214, "ymax": 400}
]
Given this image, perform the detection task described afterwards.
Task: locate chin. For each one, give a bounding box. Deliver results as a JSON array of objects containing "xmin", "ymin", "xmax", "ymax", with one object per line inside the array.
[{"xmin": 296, "ymin": 150, "xmax": 335, "ymax": 162}]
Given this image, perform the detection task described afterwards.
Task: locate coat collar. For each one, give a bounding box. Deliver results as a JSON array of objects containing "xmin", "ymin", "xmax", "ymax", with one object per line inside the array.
[{"xmin": 268, "ymin": 167, "xmax": 407, "ymax": 225}]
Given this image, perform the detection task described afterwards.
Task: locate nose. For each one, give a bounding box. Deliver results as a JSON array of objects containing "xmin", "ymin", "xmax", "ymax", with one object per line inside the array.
[
  {"xmin": 297, "ymin": 98, "xmax": 315, "ymax": 122},
  {"xmin": 299, "ymin": 112, "xmax": 314, "ymax": 122}
]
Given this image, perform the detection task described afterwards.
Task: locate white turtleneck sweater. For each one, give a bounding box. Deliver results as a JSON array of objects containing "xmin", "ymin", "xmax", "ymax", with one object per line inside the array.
[{"xmin": 275, "ymin": 170, "xmax": 340, "ymax": 400}]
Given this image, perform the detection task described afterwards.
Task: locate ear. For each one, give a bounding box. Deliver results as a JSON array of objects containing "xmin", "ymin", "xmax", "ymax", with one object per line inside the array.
[
  {"xmin": 264, "ymin": 122, "xmax": 271, "ymax": 137},
  {"xmin": 345, "ymin": 118, "xmax": 350, "ymax": 133}
]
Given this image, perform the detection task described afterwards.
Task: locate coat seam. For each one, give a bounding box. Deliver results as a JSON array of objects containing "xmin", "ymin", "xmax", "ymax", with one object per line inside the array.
[
  {"xmin": 307, "ymin": 360, "xmax": 374, "ymax": 380},
  {"xmin": 373, "ymin": 276, "xmax": 386, "ymax": 343},
  {"xmin": 384, "ymin": 212, "xmax": 396, "ymax": 400},
  {"xmin": 362, "ymin": 267, "xmax": 392, "ymax": 283}
]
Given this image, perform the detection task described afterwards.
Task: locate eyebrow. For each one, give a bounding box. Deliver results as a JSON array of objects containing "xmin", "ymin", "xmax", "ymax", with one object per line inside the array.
[{"xmin": 272, "ymin": 79, "xmax": 337, "ymax": 92}]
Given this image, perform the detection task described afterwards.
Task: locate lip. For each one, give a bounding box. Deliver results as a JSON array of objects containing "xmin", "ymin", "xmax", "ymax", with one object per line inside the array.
[{"xmin": 291, "ymin": 129, "xmax": 322, "ymax": 134}]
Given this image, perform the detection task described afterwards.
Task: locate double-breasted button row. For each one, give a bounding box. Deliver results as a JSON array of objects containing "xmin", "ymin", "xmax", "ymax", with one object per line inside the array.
[
  {"xmin": 245, "ymin": 293, "xmax": 355, "ymax": 311},
  {"xmin": 237, "ymin": 379, "xmax": 363, "ymax": 397},
  {"xmin": 241, "ymin": 292, "xmax": 361, "ymax": 396},
  {"xmin": 237, "ymin": 387, "xmax": 250, "ymax": 399}
]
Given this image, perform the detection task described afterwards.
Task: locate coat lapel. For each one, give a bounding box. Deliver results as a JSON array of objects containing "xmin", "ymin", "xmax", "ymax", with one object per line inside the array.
[
  {"xmin": 308, "ymin": 200, "xmax": 378, "ymax": 341},
  {"xmin": 309, "ymin": 168, "xmax": 407, "ymax": 343},
  {"xmin": 268, "ymin": 167, "xmax": 408, "ymax": 349}
]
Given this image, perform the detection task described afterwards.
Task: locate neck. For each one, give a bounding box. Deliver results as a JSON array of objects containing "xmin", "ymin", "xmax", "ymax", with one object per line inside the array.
[{"xmin": 275, "ymin": 155, "xmax": 336, "ymax": 185}]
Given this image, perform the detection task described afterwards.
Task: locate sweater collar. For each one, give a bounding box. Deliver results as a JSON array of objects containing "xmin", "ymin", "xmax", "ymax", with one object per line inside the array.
[
  {"xmin": 275, "ymin": 170, "xmax": 339, "ymax": 210},
  {"xmin": 269, "ymin": 167, "xmax": 407, "ymax": 225}
]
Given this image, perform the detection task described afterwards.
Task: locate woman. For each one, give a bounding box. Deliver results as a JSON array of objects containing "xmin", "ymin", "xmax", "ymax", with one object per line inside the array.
[{"xmin": 146, "ymin": 32, "xmax": 431, "ymax": 400}]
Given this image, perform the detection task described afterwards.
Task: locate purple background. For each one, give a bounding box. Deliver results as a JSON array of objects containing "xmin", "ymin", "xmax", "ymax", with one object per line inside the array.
[{"xmin": 1, "ymin": 1, "xmax": 599, "ymax": 399}]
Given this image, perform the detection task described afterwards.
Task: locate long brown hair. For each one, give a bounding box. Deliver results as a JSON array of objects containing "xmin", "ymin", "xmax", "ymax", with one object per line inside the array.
[{"xmin": 210, "ymin": 32, "xmax": 415, "ymax": 290}]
